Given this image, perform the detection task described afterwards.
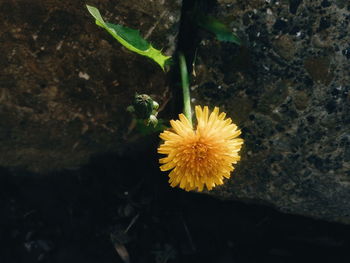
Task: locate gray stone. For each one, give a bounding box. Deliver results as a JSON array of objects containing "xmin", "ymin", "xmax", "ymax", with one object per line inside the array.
[
  {"xmin": 191, "ymin": 0, "xmax": 350, "ymax": 223},
  {"xmin": 0, "ymin": 0, "xmax": 182, "ymax": 172}
]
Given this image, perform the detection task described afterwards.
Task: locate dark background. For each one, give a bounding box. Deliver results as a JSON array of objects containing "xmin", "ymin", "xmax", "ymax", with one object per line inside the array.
[{"xmin": 1, "ymin": 144, "xmax": 350, "ymax": 263}]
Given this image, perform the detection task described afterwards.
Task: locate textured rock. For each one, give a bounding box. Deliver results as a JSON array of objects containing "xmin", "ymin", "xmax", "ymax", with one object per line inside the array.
[
  {"xmin": 191, "ymin": 0, "xmax": 350, "ymax": 223},
  {"xmin": 0, "ymin": 0, "xmax": 182, "ymax": 172}
]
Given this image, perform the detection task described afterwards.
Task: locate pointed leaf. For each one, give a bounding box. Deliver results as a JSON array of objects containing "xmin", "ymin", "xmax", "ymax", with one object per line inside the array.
[
  {"xmin": 198, "ymin": 15, "xmax": 241, "ymax": 45},
  {"xmin": 86, "ymin": 5, "xmax": 171, "ymax": 70}
]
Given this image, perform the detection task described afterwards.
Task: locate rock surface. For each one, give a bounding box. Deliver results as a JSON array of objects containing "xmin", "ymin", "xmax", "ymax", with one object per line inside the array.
[
  {"xmin": 1, "ymin": 0, "xmax": 350, "ymax": 225},
  {"xmin": 191, "ymin": 0, "xmax": 350, "ymax": 223},
  {"xmin": 0, "ymin": 0, "xmax": 181, "ymax": 172}
]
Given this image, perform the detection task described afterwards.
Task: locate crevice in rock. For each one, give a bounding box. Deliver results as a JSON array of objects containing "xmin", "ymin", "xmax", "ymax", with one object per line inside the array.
[
  {"xmin": 176, "ymin": 0, "xmax": 217, "ymax": 70},
  {"xmin": 170, "ymin": 0, "xmax": 218, "ymax": 114}
]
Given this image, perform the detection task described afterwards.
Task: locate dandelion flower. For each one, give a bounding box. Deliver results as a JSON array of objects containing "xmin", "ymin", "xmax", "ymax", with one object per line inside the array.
[{"xmin": 158, "ymin": 105, "xmax": 243, "ymax": 192}]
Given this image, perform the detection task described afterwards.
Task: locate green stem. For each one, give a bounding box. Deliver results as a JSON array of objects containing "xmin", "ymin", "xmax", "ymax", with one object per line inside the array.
[{"xmin": 179, "ymin": 52, "xmax": 192, "ymax": 126}]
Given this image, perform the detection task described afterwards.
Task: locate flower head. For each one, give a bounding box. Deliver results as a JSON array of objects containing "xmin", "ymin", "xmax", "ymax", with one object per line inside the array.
[{"xmin": 158, "ymin": 105, "xmax": 243, "ymax": 192}]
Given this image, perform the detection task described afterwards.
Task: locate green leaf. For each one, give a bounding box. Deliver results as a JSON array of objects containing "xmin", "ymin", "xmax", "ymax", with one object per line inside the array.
[
  {"xmin": 135, "ymin": 118, "xmax": 167, "ymax": 136},
  {"xmin": 86, "ymin": 5, "xmax": 171, "ymax": 71},
  {"xmin": 197, "ymin": 15, "xmax": 241, "ymax": 45}
]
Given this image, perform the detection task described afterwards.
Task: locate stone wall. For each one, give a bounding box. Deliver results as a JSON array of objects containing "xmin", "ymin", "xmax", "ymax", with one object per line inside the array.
[
  {"xmin": 0, "ymin": 0, "xmax": 182, "ymax": 172},
  {"xmin": 191, "ymin": 0, "xmax": 350, "ymax": 223}
]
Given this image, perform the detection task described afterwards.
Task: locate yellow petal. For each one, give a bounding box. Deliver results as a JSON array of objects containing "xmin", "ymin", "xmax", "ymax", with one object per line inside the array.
[{"xmin": 158, "ymin": 105, "xmax": 243, "ymax": 192}]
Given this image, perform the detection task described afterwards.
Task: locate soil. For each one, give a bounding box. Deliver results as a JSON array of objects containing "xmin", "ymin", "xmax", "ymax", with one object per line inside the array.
[{"xmin": 1, "ymin": 143, "xmax": 350, "ymax": 263}]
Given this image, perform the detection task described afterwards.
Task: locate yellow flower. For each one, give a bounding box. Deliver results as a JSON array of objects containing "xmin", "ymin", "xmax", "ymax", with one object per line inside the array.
[{"xmin": 158, "ymin": 105, "xmax": 243, "ymax": 192}]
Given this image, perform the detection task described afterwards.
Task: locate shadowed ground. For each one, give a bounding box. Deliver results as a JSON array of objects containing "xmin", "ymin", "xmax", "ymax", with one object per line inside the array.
[{"xmin": 1, "ymin": 148, "xmax": 350, "ymax": 263}]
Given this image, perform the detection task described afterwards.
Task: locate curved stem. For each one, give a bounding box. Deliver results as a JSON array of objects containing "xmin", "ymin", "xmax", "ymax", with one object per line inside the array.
[{"xmin": 179, "ymin": 52, "xmax": 192, "ymax": 126}]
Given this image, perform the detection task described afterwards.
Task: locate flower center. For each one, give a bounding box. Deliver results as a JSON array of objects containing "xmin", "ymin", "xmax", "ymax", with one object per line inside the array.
[{"xmin": 190, "ymin": 142, "xmax": 208, "ymax": 161}]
